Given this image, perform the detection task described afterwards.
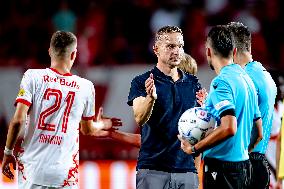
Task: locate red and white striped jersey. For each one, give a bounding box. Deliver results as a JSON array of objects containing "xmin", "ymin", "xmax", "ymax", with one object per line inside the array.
[{"xmin": 15, "ymin": 68, "xmax": 95, "ymax": 187}]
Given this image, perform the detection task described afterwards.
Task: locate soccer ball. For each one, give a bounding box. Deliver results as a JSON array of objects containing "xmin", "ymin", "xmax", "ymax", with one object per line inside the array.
[{"xmin": 178, "ymin": 107, "xmax": 216, "ymax": 145}]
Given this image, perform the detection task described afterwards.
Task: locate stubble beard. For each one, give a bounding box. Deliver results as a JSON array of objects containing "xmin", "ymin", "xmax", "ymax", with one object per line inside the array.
[
  {"xmin": 162, "ymin": 58, "xmax": 180, "ymax": 69},
  {"xmin": 168, "ymin": 57, "xmax": 181, "ymax": 68}
]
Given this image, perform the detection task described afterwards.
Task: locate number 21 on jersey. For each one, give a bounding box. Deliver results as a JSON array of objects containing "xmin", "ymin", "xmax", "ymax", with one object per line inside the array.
[{"xmin": 37, "ymin": 88, "xmax": 75, "ymax": 133}]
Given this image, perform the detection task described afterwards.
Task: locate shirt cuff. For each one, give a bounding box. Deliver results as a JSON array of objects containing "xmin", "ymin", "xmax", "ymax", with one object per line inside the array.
[
  {"xmin": 14, "ymin": 99, "xmax": 32, "ymax": 107},
  {"xmin": 81, "ymin": 115, "xmax": 95, "ymax": 121}
]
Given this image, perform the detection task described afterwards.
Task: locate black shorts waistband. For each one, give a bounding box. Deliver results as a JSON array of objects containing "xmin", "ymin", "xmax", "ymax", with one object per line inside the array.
[
  {"xmin": 249, "ymin": 152, "xmax": 266, "ymax": 161},
  {"xmin": 204, "ymin": 157, "xmax": 250, "ymax": 172}
]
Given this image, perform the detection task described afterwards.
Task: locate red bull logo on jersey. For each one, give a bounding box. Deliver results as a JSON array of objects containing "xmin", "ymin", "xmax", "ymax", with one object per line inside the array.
[{"xmin": 43, "ymin": 75, "xmax": 80, "ymax": 89}]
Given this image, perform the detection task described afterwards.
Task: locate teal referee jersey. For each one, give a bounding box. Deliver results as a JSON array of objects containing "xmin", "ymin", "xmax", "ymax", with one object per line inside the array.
[
  {"xmin": 245, "ymin": 61, "xmax": 277, "ymax": 154},
  {"xmin": 204, "ymin": 63, "xmax": 261, "ymax": 162}
]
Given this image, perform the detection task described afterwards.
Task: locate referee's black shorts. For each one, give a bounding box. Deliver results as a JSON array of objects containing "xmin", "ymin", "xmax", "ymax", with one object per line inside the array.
[
  {"xmin": 203, "ymin": 157, "xmax": 251, "ymax": 189},
  {"xmin": 248, "ymin": 152, "xmax": 270, "ymax": 189}
]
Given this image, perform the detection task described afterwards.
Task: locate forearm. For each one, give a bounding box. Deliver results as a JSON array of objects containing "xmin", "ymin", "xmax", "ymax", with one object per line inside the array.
[
  {"xmin": 195, "ymin": 125, "xmax": 234, "ymax": 153},
  {"xmin": 134, "ymin": 95, "xmax": 155, "ymax": 126},
  {"xmin": 248, "ymin": 132, "xmax": 262, "ymax": 153},
  {"xmin": 5, "ymin": 120, "xmax": 23, "ymax": 150},
  {"xmin": 110, "ymin": 131, "xmax": 141, "ymax": 148},
  {"xmin": 248, "ymin": 139, "xmax": 261, "ymax": 153},
  {"xmin": 194, "ymin": 115, "xmax": 237, "ymax": 153},
  {"xmin": 248, "ymin": 119, "xmax": 263, "ymax": 152}
]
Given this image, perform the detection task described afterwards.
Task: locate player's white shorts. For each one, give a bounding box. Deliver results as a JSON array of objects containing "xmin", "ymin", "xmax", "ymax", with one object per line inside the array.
[{"xmin": 18, "ymin": 175, "xmax": 78, "ymax": 189}]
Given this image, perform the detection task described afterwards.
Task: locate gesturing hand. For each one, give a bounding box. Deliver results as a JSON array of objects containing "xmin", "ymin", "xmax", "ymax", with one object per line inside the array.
[
  {"xmin": 94, "ymin": 107, "xmax": 122, "ymax": 137},
  {"xmin": 2, "ymin": 154, "xmax": 16, "ymax": 180},
  {"xmin": 196, "ymin": 88, "xmax": 208, "ymax": 106},
  {"xmin": 145, "ymin": 73, "xmax": 157, "ymax": 99}
]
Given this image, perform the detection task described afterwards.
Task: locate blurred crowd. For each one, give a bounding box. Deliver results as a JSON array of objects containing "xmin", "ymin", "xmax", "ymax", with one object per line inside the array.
[
  {"xmin": 0, "ymin": 0, "xmax": 283, "ymax": 69},
  {"xmin": 0, "ymin": 0, "xmax": 284, "ymax": 161}
]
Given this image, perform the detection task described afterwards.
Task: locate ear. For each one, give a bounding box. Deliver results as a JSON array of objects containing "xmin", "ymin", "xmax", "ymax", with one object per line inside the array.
[
  {"xmin": 153, "ymin": 44, "xmax": 159, "ymax": 56},
  {"xmin": 71, "ymin": 50, "xmax": 77, "ymax": 61},
  {"xmin": 48, "ymin": 48, "xmax": 51, "ymax": 57},
  {"xmin": 206, "ymin": 47, "xmax": 211, "ymax": 58}
]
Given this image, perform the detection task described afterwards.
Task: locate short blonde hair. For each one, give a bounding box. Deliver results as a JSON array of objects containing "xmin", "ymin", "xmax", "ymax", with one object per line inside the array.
[
  {"xmin": 178, "ymin": 53, "xmax": 197, "ymax": 75},
  {"xmin": 154, "ymin": 25, "xmax": 183, "ymax": 46}
]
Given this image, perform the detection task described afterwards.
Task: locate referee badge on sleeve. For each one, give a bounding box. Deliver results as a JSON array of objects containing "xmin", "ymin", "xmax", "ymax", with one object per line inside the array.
[{"xmin": 214, "ymin": 100, "xmax": 230, "ymax": 110}]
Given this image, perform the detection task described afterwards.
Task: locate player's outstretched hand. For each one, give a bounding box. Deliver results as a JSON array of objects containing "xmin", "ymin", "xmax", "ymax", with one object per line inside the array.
[
  {"xmin": 2, "ymin": 154, "xmax": 16, "ymax": 180},
  {"xmin": 96, "ymin": 107, "xmax": 122, "ymax": 130},
  {"xmin": 196, "ymin": 88, "xmax": 207, "ymax": 106},
  {"xmin": 93, "ymin": 107, "xmax": 122, "ymax": 137},
  {"xmin": 177, "ymin": 134, "xmax": 193, "ymax": 154}
]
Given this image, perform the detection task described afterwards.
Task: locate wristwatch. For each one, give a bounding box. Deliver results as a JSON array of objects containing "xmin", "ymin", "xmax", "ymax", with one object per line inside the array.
[{"xmin": 191, "ymin": 145, "xmax": 197, "ymax": 154}]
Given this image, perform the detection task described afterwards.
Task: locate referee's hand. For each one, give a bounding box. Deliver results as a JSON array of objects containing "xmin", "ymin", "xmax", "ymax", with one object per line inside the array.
[{"xmin": 178, "ymin": 134, "xmax": 193, "ymax": 154}]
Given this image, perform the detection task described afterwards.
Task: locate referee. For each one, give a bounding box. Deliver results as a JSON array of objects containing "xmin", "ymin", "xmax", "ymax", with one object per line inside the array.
[
  {"xmin": 228, "ymin": 22, "xmax": 277, "ymax": 189},
  {"xmin": 179, "ymin": 25, "xmax": 263, "ymax": 189}
]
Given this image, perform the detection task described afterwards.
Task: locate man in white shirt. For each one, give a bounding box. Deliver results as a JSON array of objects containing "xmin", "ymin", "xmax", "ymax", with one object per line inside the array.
[{"xmin": 1, "ymin": 31, "xmax": 122, "ymax": 189}]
